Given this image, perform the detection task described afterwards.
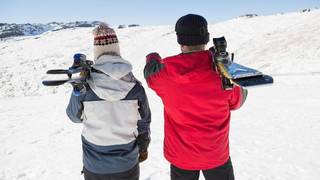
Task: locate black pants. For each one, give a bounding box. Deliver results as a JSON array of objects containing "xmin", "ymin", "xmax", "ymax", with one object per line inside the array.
[
  {"xmin": 171, "ymin": 158, "xmax": 235, "ymax": 180},
  {"xmin": 83, "ymin": 163, "xmax": 139, "ymax": 180}
]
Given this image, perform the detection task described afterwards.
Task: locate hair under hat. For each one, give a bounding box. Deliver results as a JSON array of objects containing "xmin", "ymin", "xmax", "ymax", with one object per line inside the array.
[
  {"xmin": 92, "ymin": 23, "xmax": 120, "ymax": 60},
  {"xmin": 175, "ymin": 14, "xmax": 209, "ymax": 46}
]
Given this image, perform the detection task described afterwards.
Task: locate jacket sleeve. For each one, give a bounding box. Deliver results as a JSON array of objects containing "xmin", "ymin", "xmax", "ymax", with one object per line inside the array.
[
  {"xmin": 144, "ymin": 58, "xmax": 165, "ymax": 88},
  {"xmin": 136, "ymin": 85, "xmax": 152, "ymax": 154},
  {"xmin": 229, "ymin": 85, "xmax": 248, "ymax": 110},
  {"xmin": 66, "ymin": 92, "xmax": 85, "ymax": 123},
  {"xmin": 137, "ymin": 86, "xmax": 151, "ymax": 135}
]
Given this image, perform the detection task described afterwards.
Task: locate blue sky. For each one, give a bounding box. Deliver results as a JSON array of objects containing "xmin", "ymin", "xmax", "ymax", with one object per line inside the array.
[{"xmin": 1, "ymin": 0, "xmax": 319, "ymax": 25}]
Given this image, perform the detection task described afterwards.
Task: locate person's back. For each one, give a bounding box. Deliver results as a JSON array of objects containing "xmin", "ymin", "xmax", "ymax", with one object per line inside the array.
[
  {"xmin": 66, "ymin": 23, "xmax": 151, "ymax": 180},
  {"xmin": 144, "ymin": 14, "xmax": 247, "ymax": 180}
]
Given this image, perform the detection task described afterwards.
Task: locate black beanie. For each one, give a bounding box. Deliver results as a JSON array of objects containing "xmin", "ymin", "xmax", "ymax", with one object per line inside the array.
[{"xmin": 175, "ymin": 14, "xmax": 209, "ymax": 45}]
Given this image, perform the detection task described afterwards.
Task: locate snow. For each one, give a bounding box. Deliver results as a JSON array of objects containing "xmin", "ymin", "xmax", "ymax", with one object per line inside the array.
[{"xmin": 1, "ymin": 10, "xmax": 320, "ymax": 180}]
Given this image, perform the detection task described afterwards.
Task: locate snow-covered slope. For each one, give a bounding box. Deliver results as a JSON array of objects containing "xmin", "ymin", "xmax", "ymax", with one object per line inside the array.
[
  {"xmin": 0, "ymin": 10, "xmax": 319, "ymax": 98},
  {"xmin": 0, "ymin": 10, "xmax": 320, "ymax": 180}
]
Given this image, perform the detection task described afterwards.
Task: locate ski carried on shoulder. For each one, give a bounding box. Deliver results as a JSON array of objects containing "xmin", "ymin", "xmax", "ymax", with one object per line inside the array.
[
  {"xmin": 211, "ymin": 37, "xmax": 273, "ymax": 89},
  {"xmin": 46, "ymin": 67, "xmax": 84, "ymax": 75},
  {"xmin": 228, "ymin": 62, "xmax": 273, "ymax": 87},
  {"xmin": 42, "ymin": 53, "xmax": 93, "ymax": 86},
  {"xmin": 42, "ymin": 77, "xmax": 86, "ymax": 86},
  {"xmin": 42, "ymin": 53, "xmax": 93, "ymax": 95}
]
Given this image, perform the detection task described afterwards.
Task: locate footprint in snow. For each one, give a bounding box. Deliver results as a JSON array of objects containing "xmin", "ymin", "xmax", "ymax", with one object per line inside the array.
[
  {"xmin": 52, "ymin": 128, "xmax": 64, "ymax": 135},
  {"xmin": 7, "ymin": 150, "xmax": 15, "ymax": 155},
  {"xmin": 30, "ymin": 140, "xmax": 39, "ymax": 144},
  {"xmin": 16, "ymin": 173, "xmax": 26, "ymax": 179}
]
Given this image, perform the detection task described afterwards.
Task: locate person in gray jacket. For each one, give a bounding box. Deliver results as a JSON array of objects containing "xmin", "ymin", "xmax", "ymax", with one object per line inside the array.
[{"xmin": 66, "ymin": 23, "xmax": 151, "ymax": 180}]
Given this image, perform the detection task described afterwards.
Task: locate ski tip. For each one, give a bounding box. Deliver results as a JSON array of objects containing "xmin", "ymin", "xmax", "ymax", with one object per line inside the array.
[
  {"xmin": 42, "ymin": 80, "xmax": 68, "ymax": 86},
  {"xmin": 46, "ymin": 69, "xmax": 69, "ymax": 74},
  {"xmin": 234, "ymin": 75, "xmax": 274, "ymax": 87}
]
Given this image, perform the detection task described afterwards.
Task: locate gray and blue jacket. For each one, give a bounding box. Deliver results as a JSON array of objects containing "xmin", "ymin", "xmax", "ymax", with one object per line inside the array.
[{"xmin": 66, "ymin": 55, "xmax": 151, "ymax": 174}]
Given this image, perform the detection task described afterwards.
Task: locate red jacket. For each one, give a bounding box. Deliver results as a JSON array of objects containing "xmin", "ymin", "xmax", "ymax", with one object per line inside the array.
[{"xmin": 144, "ymin": 50, "xmax": 247, "ymax": 170}]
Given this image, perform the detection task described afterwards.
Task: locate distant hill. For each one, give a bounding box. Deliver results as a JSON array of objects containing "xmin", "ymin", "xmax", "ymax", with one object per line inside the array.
[{"xmin": 0, "ymin": 21, "xmax": 103, "ymax": 39}]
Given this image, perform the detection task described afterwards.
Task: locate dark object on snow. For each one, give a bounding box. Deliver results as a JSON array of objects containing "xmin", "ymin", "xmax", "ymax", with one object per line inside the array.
[
  {"xmin": 239, "ymin": 14, "xmax": 258, "ymax": 18},
  {"xmin": 302, "ymin": 8, "xmax": 312, "ymax": 13},
  {"xmin": 128, "ymin": 24, "xmax": 140, "ymax": 27},
  {"xmin": 118, "ymin": 25, "xmax": 126, "ymax": 29}
]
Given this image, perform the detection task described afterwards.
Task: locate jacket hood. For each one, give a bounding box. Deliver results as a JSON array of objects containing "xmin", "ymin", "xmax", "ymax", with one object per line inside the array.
[
  {"xmin": 164, "ymin": 50, "xmax": 215, "ymax": 83},
  {"xmin": 87, "ymin": 55, "xmax": 136, "ymax": 101}
]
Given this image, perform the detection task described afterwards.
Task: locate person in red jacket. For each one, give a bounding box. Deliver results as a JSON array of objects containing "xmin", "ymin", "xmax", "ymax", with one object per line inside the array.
[{"xmin": 144, "ymin": 14, "xmax": 247, "ymax": 180}]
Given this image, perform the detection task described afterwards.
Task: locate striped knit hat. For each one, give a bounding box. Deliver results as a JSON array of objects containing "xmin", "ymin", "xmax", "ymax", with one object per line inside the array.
[{"xmin": 92, "ymin": 23, "xmax": 120, "ymax": 60}]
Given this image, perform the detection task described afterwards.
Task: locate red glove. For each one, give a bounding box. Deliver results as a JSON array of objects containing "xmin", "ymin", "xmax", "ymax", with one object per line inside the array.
[{"xmin": 146, "ymin": 52, "xmax": 161, "ymax": 63}]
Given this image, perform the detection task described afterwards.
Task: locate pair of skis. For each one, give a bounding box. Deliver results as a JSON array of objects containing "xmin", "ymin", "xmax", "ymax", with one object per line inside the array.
[
  {"xmin": 42, "ymin": 53, "xmax": 93, "ymax": 95},
  {"xmin": 42, "ymin": 67, "xmax": 87, "ymax": 86}
]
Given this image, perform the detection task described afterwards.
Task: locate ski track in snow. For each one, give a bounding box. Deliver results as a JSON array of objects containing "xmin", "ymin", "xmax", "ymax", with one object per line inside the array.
[{"xmin": 1, "ymin": 10, "xmax": 320, "ymax": 180}]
